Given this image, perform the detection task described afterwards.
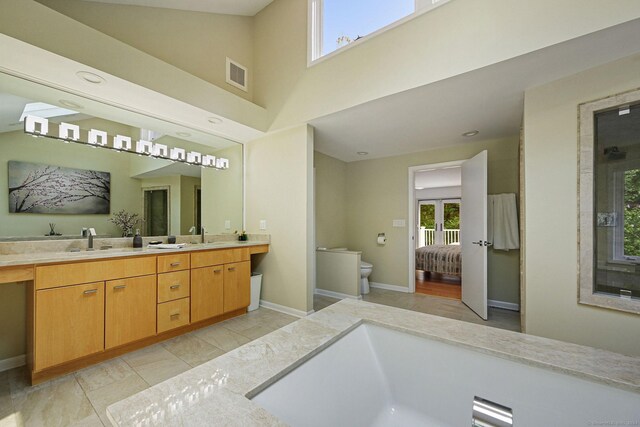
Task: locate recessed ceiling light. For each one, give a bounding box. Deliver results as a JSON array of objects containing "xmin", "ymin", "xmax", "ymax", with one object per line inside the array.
[
  {"xmin": 76, "ymin": 71, "xmax": 105, "ymax": 84},
  {"xmin": 208, "ymin": 117, "xmax": 223, "ymax": 125},
  {"xmin": 59, "ymin": 99, "xmax": 84, "ymax": 109},
  {"xmin": 462, "ymin": 130, "xmax": 479, "ymax": 137},
  {"xmin": 357, "ymin": 151, "xmax": 368, "ymax": 155},
  {"xmin": 176, "ymin": 131, "xmax": 191, "ymax": 138}
]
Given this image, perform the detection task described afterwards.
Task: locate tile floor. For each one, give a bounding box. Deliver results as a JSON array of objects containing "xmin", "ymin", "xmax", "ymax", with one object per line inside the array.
[{"xmin": 0, "ymin": 289, "xmax": 520, "ymax": 426}]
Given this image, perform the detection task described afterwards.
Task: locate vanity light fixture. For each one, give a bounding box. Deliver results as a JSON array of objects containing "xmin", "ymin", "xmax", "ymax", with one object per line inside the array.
[
  {"xmin": 462, "ymin": 130, "xmax": 479, "ymax": 137},
  {"xmin": 23, "ymin": 115, "xmax": 229, "ymax": 170},
  {"xmin": 208, "ymin": 117, "xmax": 223, "ymax": 125},
  {"xmin": 88, "ymin": 129, "xmax": 108, "ymax": 146},
  {"xmin": 76, "ymin": 71, "xmax": 105, "ymax": 85},
  {"xmin": 59, "ymin": 122, "xmax": 80, "ymax": 141}
]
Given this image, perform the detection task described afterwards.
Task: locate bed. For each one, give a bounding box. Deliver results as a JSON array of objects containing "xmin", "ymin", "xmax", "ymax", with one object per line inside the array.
[{"xmin": 415, "ymin": 244, "xmax": 461, "ymax": 276}]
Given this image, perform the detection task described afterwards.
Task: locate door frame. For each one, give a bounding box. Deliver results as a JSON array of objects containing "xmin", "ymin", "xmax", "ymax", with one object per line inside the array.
[{"xmin": 408, "ymin": 160, "xmax": 465, "ymax": 293}]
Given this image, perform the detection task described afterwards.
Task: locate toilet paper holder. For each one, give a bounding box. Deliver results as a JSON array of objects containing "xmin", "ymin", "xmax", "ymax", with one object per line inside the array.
[{"xmin": 377, "ymin": 233, "xmax": 387, "ymax": 245}]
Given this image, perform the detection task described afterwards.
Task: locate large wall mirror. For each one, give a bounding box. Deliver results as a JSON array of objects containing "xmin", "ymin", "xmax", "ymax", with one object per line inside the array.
[{"xmin": 0, "ymin": 72, "xmax": 243, "ymax": 241}]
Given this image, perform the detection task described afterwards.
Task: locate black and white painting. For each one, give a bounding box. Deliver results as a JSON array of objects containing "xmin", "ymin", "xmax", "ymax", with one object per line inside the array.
[{"xmin": 8, "ymin": 161, "xmax": 110, "ymax": 214}]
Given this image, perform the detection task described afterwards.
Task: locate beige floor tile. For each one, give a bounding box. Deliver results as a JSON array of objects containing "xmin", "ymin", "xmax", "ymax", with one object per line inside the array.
[
  {"xmin": 233, "ymin": 324, "xmax": 278, "ymax": 341},
  {"xmin": 68, "ymin": 410, "xmax": 105, "ymax": 427},
  {"xmin": 121, "ymin": 345, "xmax": 191, "ymax": 386},
  {"xmin": 10, "ymin": 374, "xmax": 96, "ymax": 427},
  {"xmin": 193, "ymin": 325, "xmax": 251, "ymax": 352},
  {"xmin": 161, "ymin": 334, "xmax": 226, "ymax": 367},
  {"xmin": 74, "ymin": 358, "xmax": 137, "ymax": 394},
  {"xmin": 0, "ymin": 371, "xmax": 15, "ymax": 425},
  {"xmin": 85, "ymin": 374, "xmax": 148, "ymax": 426}
]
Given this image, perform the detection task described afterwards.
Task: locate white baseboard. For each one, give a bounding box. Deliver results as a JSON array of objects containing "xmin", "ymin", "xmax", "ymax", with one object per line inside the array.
[
  {"xmin": 0, "ymin": 354, "xmax": 25, "ymax": 373},
  {"xmin": 488, "ymin": 299, "xmax": 520, "ymax": 312},
  {"xmin": 370, "ymin": 282, "xmax": 410, "ymax": 293},
  {"xmin": 259, "ymin": 300, "xmax": 313, "ymax": 318},
  {"xmin": 314, "ymin": 288, "xmax": 362, "ymax": 301}
]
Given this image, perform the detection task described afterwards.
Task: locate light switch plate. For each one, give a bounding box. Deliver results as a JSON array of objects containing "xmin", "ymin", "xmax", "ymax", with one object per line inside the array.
[
  {"xmin": 224, "ymin": 220, "xmax": 231, "ymax": 230},
  {"xmin": 392, "ymin": 219, "xmax": 406, "ymax": 228},
  {"xmin": 259, "ymin": 220, "xmax": 267, "ymax": 230}
]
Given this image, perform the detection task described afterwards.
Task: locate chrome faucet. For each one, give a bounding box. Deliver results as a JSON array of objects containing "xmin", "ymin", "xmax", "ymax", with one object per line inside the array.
[
  {"xmin": 87, "ymin": 228, "xmax": 96, "ymax": 251},
  {"xmin": 200, "ymin": 226, "xmax": 206, "ymax": 244}
]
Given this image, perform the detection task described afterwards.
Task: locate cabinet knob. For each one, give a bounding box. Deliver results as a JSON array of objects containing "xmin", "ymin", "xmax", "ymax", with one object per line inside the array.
[
  {"xmin": 170, "ymin": 313, "xmax": 180, "ymax": 318},
  {"xmin": 228, "ymin": 267, "xmax": 236, "ymax": 271},
  {"xmin": 83, "ymin": 289, "xmax": 98, "ymax": 295},
  {"xmin": 170, "ymin": 284, "xmax": 181, "ymax": 290},
  {"xmin": 214, "ymin": 269, "xmax": 222, "ymax": 273},
  {"xmin": 170, "ymin": 262, "xmax": 181, "ymax": 267}
]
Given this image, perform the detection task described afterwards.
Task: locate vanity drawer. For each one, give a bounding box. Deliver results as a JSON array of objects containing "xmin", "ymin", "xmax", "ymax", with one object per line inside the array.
[
  {"xmin": 191, "ymin": 248, "xmax": 250, "ymax": 268},
  {"xmin": 157, "ymin": 253, "xmax": 190, "ymax": 273},
  {"xmin": 35, "ymin": 257, "xmax": 156, "ymax": 290},
  {"xmin": 157, "ymin": 270, "xmax": 190, "ymax": 303},
  {"xmin": 157, "ymin": 297, "xmax": 190, "ymax": 333}
]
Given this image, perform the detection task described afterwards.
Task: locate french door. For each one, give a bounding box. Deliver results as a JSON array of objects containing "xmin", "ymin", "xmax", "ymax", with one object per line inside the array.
[{"xmin": 417, "ymin": 199, "xmax": 461, "ymax": 247}]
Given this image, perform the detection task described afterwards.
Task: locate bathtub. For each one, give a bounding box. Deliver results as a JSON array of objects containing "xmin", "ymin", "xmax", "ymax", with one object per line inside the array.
[
  {"xmin": 107, "ymin": 299, "xmax": 640, "ymax": 426},
  {"xmin": 252, "ymin": 323, "xmax": 640, "ymax": 427}
]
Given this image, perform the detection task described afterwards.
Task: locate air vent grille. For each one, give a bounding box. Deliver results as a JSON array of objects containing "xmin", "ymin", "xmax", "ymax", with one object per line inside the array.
[{"xmin": 226, "ymin": 58, "xmax": 248, "ymax": 92}]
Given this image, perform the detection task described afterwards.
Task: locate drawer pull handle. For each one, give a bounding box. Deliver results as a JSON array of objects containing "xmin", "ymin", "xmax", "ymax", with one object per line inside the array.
[
  {"xmin": 228, "ymin": 267, "xmax": 236, "ymax": 271},
  {"xmin": 113, "ymin": 285, "xmax": 127, "ymax": 290},
  {"xmin": 170, "ymin": 262, "xmax": 181, "ymax": 267},
  {"xmin": 170, "ymin": 284, "xmax": 181, "ymax": 290},
  {"xmin": 214, "ymin": 269, "xmax": 222, "ymax": 273},
  {"xmin": 170, "ymin": 313, "xmax": 180, "ymax": 318},
  {"xmin": 83, "ymin": 289, "xmax": 98, "ymax": 295}
]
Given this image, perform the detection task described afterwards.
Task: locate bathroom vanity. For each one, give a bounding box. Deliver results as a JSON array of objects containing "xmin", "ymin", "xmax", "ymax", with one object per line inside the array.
[{"xmin": 0, "ymin": 241, "xmax": 268, "ymax": 384}]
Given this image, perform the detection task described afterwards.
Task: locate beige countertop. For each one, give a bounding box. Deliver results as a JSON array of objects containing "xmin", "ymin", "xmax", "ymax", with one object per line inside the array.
[
  {"xmin": 0, "ymin": 240, "xmax": 269, "ymax": 268},
  {"xmin": 106, "ymin": 299, "xmax": 640, "ymax": 426}
]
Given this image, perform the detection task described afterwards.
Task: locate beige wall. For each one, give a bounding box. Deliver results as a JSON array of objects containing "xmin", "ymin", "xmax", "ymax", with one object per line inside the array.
[
  {"xmin": 201, "ymin": 145, "xmax": 244, "ymax": 235},
  {"xmin": 36, "ymin": 0, "xmax": 254, "ymax": 102},
  {"xmin": 314, "ymin": 152, "xmax": 348, "ymax": 249},
  {"xmin": 523, "ymin": 54, "xmax": 640, "ymax": 356},
  {"xmin": 245, "ymin": 125, "xmax": 314, "ymax": 313},
  {"xmin": 0, "ymin": 283, "xmax": 26, "ymax": 361},
  {"xmin": 253, "ymin": 0, "xmax": 640, "ymax": 131},
  {"xmin": 344, "ymin": 137, "xmax": 520, "ymax": 304},
  {"xmin": 316, "ymin": 250, "xmax": 361, "ymax": 298},
  {"xmin": 0, "ymin": 129, "xmax": 142, "ymax": 238}
]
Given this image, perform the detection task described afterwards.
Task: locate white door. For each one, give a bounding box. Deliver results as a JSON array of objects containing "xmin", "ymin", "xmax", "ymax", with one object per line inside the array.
[{"xmin": 461, "ymin": 151, "xmax": 488, "ymax": 320}]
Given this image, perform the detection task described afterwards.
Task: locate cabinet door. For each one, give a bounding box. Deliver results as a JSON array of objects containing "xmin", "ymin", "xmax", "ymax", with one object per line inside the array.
[
  {"xmin": 105, "ymin": 275, "xmax": 157, "ymax": 349},
  {"xmin": 35, "ymin": 282, "xmax": 105, "ymax": 371},
  {"xmin": 191, "ymin": 266, "xmax": 224, "ymax": 323},
  {"xmin": 223, "ymin": 261, "xmax": 251, "ymax": 313}
]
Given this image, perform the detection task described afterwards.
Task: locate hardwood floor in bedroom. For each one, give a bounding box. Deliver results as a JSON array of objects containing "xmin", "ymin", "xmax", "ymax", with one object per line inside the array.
[{"xmin": 415, "ymin": 270, "xmax": 461, "ymax": 299}]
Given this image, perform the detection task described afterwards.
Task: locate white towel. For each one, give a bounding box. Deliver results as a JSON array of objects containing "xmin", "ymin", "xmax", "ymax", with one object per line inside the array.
[{"xmin": 487, "ymin": 193, "xmax": 520, "ymax": 251}]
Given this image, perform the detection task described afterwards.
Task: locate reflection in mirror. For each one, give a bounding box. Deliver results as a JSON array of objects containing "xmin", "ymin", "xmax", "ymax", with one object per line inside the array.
[{"xmin": 0, "ymin": 73, "xmax": 243, "ymax": 241}]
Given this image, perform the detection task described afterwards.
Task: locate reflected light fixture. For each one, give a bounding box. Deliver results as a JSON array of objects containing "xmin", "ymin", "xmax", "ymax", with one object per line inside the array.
[
  {"xmin": 23, "ymin": 115, "xmax": 229, "ymax": 170},
  {"xmin": 462, "ymin": 130, "xmax": 479, "ymax": 137},
  {"xmin": 76, "ymin": 71, "xmax": 105, "ymax": 84}
]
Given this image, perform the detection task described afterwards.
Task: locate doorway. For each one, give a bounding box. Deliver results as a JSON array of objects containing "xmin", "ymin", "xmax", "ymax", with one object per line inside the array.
[{"xmin": 143, "ymin": 187, "xmax": 169, "ymax": 236}]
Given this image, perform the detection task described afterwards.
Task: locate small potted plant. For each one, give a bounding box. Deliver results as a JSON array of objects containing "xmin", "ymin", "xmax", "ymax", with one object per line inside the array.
[
  {"xmin": 109, "ymin": 210, "xmax": 142, "ymax": 237},
  {"xmin": 235, "ymin": 230, "xmax": 248, "ymax": 241}
]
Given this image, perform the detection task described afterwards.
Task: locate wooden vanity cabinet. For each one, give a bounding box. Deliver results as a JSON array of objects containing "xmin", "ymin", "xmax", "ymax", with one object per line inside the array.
[
  {"xmin": 35, "ymin": 282, "xmax": 105, "ymax": 371},
  {"xmin": 223, "ymin": 261, "xmax": 251, "ymax": 313},
  {"xmin": 105, "ymin": 275, "xmax": 157, "ymax": 349},
  {"xmin": 191, "ymin": 266, "xmax": 224, "ymax": 323}
]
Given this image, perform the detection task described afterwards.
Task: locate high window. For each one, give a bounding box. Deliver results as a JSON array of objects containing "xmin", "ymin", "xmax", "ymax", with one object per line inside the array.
[
  {"xmin": 579, "ymin": 89, "xmax": 640, "ymax": 314},
  {"xmin": 309, "ymin": 0, "xmax": 449, "ymax": 62}
]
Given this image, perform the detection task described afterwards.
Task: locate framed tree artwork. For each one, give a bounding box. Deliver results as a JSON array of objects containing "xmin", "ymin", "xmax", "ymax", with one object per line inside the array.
[{"xmin": 8, "ymin": 161, "xmax": 111, "ymax": 214}]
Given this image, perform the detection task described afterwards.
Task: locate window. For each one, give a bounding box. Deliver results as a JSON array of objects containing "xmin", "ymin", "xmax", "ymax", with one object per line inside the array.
[
  {"xmin": 579, "ymin": 89, "xmax": 640, "ymax": 314},
  {"xmin": 309, "ymin": 0, "xmax": 449, "ymax": 62}
]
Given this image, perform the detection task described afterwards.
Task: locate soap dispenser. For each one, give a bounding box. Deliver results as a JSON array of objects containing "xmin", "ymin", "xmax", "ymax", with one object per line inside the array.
[{"xmin": 133, "ymin": 229, "xmax": 143, "ymax": 248}]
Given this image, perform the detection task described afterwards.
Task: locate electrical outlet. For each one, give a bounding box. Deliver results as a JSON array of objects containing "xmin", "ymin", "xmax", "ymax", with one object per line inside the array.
[
  {"xmin": 224, "ymin": 220, "xmax": 231, "ymax": 230},
  {"xmin": 259, "ymin": 220, "xmax": 267, "ymax": 230}
]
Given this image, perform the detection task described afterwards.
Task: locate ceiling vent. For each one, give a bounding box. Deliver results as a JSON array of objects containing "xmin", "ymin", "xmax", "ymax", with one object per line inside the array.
[{"xmin": 226, "ymin": 58, "xmax": 248, "ymax": 92}]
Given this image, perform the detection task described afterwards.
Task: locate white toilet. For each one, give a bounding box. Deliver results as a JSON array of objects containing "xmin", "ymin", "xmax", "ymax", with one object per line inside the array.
[{"xmin": 360, "ymin": 261, "xmax": 373, "ymax": 294}]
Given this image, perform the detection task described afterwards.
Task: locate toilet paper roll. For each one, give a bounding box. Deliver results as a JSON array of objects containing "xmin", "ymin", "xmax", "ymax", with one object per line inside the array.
[{"xmin": 377, "ymin": 236, "xmax": 386, "ymax": 245}]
